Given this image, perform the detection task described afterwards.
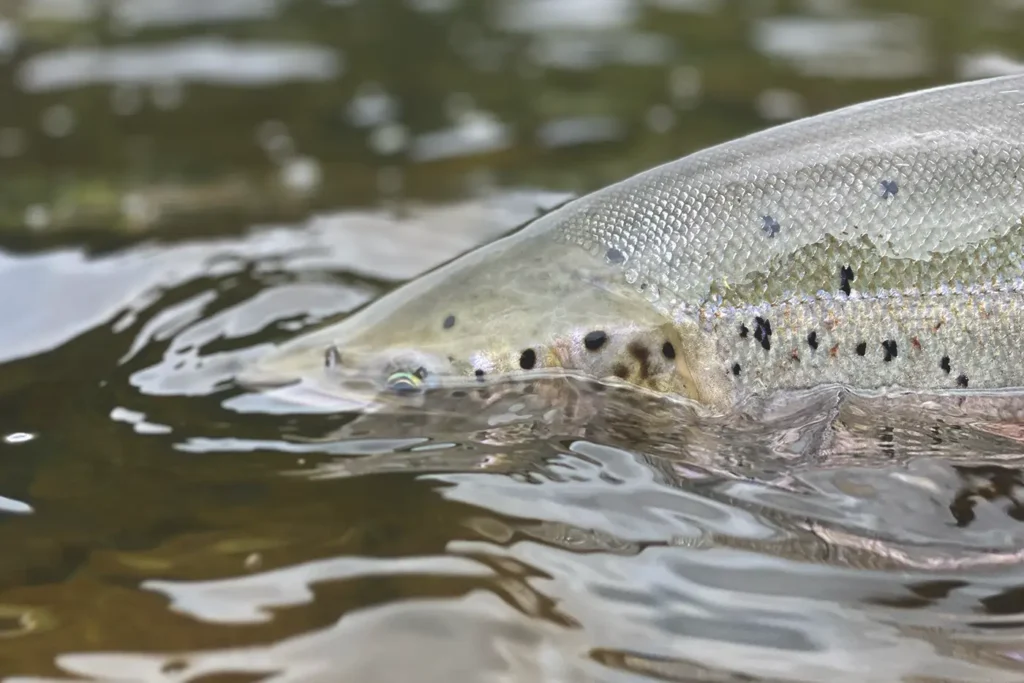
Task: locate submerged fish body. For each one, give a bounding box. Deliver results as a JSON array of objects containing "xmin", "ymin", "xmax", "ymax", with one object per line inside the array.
[{"xmin": 241, "ymin": 75, "xmax": 1024, "ymax": 412}]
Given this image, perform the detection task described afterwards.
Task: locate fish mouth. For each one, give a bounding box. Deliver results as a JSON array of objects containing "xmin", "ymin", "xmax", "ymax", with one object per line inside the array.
[
  {"xmin": 235, "ymin": 344, "xmax": 384, "ymax": 413},
  {"xmin": 236, "ymin": 344, "xmax": 467, "ymax": 414},
  {"xmin": 245, "ymin": 381, "xmax": 383, "ymax": 413},
  {"xmin": 236, "ymin": 367, "xmax": 383, "ymax": 414}
]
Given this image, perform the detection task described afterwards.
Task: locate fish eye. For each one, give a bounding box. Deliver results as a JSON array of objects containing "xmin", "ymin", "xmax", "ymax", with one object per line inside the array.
[{"xmin": 386, "ymin": 368, "xmax": 427, "ymax": 394}]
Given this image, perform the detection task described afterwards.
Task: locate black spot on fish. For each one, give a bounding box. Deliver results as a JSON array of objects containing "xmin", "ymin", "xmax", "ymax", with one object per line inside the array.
[
  {"xmin": 840, "ymin": 265, "xmax": 855, "ymax": 296},
  {"xmin": 856, "ymin": 342, "xmax": 867, "ymax": 356},
  {"xmin": 761, "ymin": 215, "xmax": 780, "ymax": 238},
  {"xmin": 879, "ymin": 426, "xmax": 895, "ymax": 459},
  {"xmin": 880, "ymin": 179, "xmax": 898, "ymax": 199},
  {"xmin": 606, "ymin": 248, "xmax": 626, "ymax": 264},
  {"xmin": 662, "ymin": 341, "xmax": 676, "ymax": 360},
  {"xmin": 474, "ymin": 368, "xmax": 485, "ymax": 380},
  {"xmin": 957, "ymin": 373, "xmax": 969, "ymax": 388},
  {"xmin": 940, "ymin": 356, "xmax": 951, "ymax": 374},
  {"xmin": 443, "ymin": 314, "xmax": 455, "ymax": 329},
  {"xmin": 519, "ymin": 348, "xmax": 536, "ymax": 370},
  {"xmin": 612, "ymin": 363, "xmax": 629, "ymax": 379},
  {"xmin": 753, "ymin": 317, "xmax": 772, "ymax": 351},
  {"xmin": 807, "ymin": 331, "xmax": 819, "ymax": 351},
  {"xmin": 584, "ymin": 330, "xmax": 608, "ymax": 351},
  {"xmin": 628, "ymin": 341, "xmax": 652, "ymax": 380},
  {"xmin": 414, "ymin": 367, "xmax": 428, "ymax": 380},
  {"xmin": 738, "ymin": 324, "xmax": 749, "ymax": 339},
  {"xmin": 324, "ymin": 346, "xmax": 341, "ymax": 368},
  {"xmin": 731, "ymin": 362, "xmax": 741, "ymax": 376},
  {"xmin": 882, "ymin": 339, "xmax": 898, "ymax": 362}
]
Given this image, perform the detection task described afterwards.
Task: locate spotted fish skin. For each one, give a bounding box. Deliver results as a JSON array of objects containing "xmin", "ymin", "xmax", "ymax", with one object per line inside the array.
[
  {"xmin": 242, "ymin": 75, "xmax": 1024, "ymax": 412},
  {"xmin": 536, "ymin": 74, "xmax": 1024, "ymax": 406}
]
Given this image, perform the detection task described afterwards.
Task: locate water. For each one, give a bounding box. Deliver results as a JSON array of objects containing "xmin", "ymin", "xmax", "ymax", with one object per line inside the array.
[{"xmin": 2, "ymin": 0, "xmax": 1024, "ymax": 680}]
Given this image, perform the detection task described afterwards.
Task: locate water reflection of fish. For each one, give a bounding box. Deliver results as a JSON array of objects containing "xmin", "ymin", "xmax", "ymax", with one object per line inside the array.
[{"xmin": 240, "ymin": 74, "xmax": 1024, "ymax": 413}]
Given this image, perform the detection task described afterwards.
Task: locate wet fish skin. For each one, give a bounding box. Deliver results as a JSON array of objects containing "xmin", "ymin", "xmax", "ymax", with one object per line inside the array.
[{"xmin": 241, "ymin": 74, "xmax": 1024, "ymax": 412}]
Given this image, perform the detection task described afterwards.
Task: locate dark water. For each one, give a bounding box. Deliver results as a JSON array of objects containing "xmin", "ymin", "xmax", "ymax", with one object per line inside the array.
[{"xmin": 3, "ymin": 1, "xmax": 1024, "ymax": 681}]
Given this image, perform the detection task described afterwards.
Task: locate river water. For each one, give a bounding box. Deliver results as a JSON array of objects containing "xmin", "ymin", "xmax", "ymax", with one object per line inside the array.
[{"xmin": 2, "ymin": 1, "xmax": 1024, "ymax": 681}]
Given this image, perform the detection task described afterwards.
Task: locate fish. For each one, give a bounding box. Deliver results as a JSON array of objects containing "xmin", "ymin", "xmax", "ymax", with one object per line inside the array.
[{"xmin": 239, "ymin": 74, "xmax": 1024, "ymax": 414}]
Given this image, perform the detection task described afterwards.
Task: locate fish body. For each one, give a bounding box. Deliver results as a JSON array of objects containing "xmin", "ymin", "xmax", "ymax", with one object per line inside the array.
[{"xmin": 241, "ymin": 75, "xmax": 1024, "ymax": 412}]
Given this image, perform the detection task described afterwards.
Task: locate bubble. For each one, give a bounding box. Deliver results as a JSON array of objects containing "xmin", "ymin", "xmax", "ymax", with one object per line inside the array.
[
  {"xmin": 151, "ymin": 80, "xmax": 184, "ymax": 110},
  {"xmin": 445, "ymin": 92, "xmax": 475, "ymax": 121},
  {"xmin": 41, "ymin": 104, "xmax": 75, "ymax": 137},
  {"xmin": 0, "ymin": 127, "xmax": 26, "ymax": 158},
  {"xmin": 377, "ymin": 166, "xmax": 403, "ymax": 195},
  {"xmin": 669, "ymin": 65, "xmax": 701, "ymax": 108},
  {"xmin": 24, "ymin": 204, "xmax": 50, "ymax": 230},
  {"xmin": 645, "ymin": 104, "xmax": 675, "ymax": 134},
  {"xmin": 244, "ymin": 553, "xmax": 262, "ymax": 570},
  {"xmin": 280, "ymin": 156, "xmax": 322, "ymax": 194},
  {"xmin": 256, "ymin": 120, "xmax": 294, "ymax": 161},
  {"xmin": 756, "ymin": 88, "xmax": 805, "ymax": 121},
  {"xmin": 464, "ymin": 168, "xmax": 497, "ymax": 197},
  {"xmin": 369, "ymin": 123, "xmax": 408, "ymax": 155},
  {"xmin": 121, "ymin": 193, "xmax": 158, "ymax": 226},
  {"xmin": 110, "ymin": 84, "xmax": 143, "ymax": 115},
  {"xmin": 0, "ymin": 21, "xmax": 18, "ymax": 60},
  {"xmin": 348, "ymin": 81, "xmax": 396, "ymax": 127}
]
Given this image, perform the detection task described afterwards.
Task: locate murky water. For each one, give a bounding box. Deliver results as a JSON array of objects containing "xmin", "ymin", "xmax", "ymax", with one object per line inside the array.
[{"xmin": 3, "ymin": 1, "xmax": 1024, "ymax": 681}]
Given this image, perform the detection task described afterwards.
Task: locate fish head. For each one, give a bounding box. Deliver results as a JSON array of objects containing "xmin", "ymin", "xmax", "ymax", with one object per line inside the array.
[{"xmin": 238, "ymin": 231, "xmax": 718, "ymax": 412}]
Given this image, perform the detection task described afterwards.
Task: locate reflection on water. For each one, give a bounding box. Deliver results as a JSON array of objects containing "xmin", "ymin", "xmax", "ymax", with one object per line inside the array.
[
  {"xmin": 19, "ymin": 39, "xmax": 342, "ymax": 91},
  {"xmin": 1, "ymin": 0, "xmax": 1024, "ymax": 681},
  {"xmin": 0, "ymin": 0, "xmax": 1021, "ymax": 232}
]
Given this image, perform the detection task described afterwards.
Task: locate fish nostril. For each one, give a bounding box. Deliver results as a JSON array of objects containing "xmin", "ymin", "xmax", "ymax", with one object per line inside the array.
[{"xmin": 324, "ymin": 346, "xmax": 342, "ymax": 369}]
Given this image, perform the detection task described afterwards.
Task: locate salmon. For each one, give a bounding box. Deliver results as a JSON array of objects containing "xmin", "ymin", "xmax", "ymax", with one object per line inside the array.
[{"xmin": 240, "ymin": 74, "xmax": 1024, "ymax": 413}]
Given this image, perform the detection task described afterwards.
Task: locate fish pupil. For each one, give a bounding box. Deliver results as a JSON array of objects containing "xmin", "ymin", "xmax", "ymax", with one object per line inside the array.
[{"xmin": 386, "ymin": 370, "xmax": 424, "ymax": 394}]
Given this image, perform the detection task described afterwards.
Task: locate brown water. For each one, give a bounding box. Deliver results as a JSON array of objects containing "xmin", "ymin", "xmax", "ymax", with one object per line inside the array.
[{"xmin": 3, "ymin": 1, "xmax": 1024, "ymax": 681}]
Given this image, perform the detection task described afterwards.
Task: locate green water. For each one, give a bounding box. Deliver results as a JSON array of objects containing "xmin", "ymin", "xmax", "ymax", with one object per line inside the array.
[{"xmin": 2, "ymin": 1, "xmax": 1024, "ymax": 680}]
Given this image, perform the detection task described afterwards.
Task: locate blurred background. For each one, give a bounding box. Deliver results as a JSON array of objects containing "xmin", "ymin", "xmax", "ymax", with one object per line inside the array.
[{"xmin": 0, "ymin": 0, "xmax": 1021, "ymax": 237}]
